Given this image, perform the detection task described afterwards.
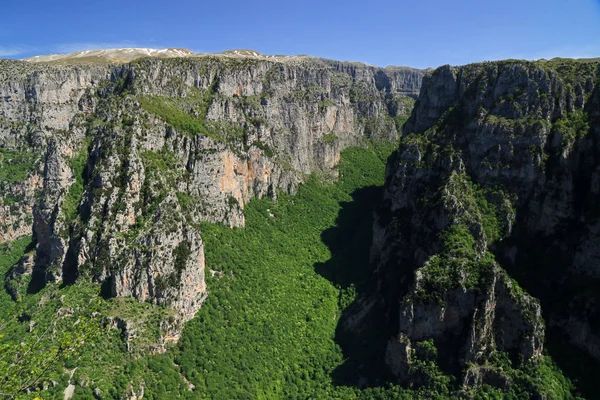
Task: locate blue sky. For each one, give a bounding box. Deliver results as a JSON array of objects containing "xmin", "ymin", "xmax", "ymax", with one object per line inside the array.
[{"xmin": 2, "ymin": 0, "xmax": 600, "ymax": 68}]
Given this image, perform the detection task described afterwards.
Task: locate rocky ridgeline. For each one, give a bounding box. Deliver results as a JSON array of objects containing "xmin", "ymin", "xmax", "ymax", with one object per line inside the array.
[
  {"xmin": 369, "ymin": 59, "xmax": 600, "ymax": 390},
  {"xmin": 0, "ymin": 55, "xmax": 423, "ymax": 325}
]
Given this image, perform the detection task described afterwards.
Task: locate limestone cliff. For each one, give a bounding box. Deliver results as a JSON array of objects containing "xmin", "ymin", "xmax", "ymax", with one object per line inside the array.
[
  {"xmin": 0, "ymin": 54, "xmax": 424, "ymax": 324},
  {"xmin": 370, "ymin": 58, "xmax": 600, "ymax": 391}
]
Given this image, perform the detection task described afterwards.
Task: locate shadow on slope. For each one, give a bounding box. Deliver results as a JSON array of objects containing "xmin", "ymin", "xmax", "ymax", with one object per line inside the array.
[
  {"xmin": 315, "ymin": 185, "xmax": 395, "ymax": 388},
  {"xmin": 497, "ymin": 226, "xmax": 600, "ymax": 400}
]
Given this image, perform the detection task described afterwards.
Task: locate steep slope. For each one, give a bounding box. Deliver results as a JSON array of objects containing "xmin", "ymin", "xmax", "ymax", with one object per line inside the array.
[
  {"xmin": 0, "ymin": 54, "xmax": 423, "ymax": 329},
  {"xmin": 368, "ymin": 58, "xmax": 600, "ymax": 395}
]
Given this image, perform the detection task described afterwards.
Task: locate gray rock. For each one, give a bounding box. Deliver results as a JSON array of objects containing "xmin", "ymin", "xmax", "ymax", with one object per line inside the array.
[
  {"xmin": 370, "ymin": 59, "xmax": 600, "ymax": 387},
  {"xmin": 0, "ymin": 55, "xmax": 424, "ymax": 324}
]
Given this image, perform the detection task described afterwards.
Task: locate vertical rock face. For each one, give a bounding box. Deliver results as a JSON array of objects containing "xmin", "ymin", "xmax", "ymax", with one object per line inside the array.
[
  {"xmin": 0, "ymin": 171, "xmax": 41, "ymax": 243},
  {"xmin": 0, "ymin": 62, "xmax": 106, "ymax": 245},
  {"xmin": 0, "ymin": 55, "xmax": 424, "ymax": 321},
  {"xmin": 370, "ymin": 59, "xmax": 600, "ymax": 388},
  {"xmin": 109, "ymin": 194, "xmax": 207, "ymax": 319}
]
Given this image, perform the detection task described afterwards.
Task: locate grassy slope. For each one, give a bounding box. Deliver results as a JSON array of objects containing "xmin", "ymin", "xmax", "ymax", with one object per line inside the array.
[{"xmin": 0, "ymin": 237, "xmax": 32, "ymax": 318}]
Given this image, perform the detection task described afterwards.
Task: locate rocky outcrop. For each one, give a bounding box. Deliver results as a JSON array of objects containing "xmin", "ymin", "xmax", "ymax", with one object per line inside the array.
[
  {"xmin": 0, "ymin": 61, "xmax": 104, "ymax": 244},
  {"xmin": 0, "ymin": 55, "xmax": 424, "ymax": 324},
  {"xmin": 0, "ymin": 171, "xmax": 42, "ymax": 243},
  {"xmin": 370, "ymin": 59, "xmax": 600, "ymax": 389}
]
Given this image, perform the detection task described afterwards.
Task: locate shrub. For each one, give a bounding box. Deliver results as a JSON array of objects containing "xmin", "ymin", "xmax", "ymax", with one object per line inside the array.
[{"xmin": 0, "ymin": 148, "xmax": 38, "ymax": 184}]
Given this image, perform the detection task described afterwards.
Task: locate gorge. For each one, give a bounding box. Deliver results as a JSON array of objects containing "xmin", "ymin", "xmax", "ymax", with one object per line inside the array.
[{"xmin": 0, "ymin": 50, "xmax": 598, "ymax": 399}]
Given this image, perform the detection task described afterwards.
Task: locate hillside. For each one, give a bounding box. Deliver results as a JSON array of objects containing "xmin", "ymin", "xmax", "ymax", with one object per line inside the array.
[
  {"xmin": 0, "ymin": 51, "xmax": 599, "ymax": 398},
  {"xmin": 0, "ymin": 52, "xmax": 423, "ymax": 398},
  {"xmin": 368, "ymin": 57, "xmax": 600, "ymax": 397}
]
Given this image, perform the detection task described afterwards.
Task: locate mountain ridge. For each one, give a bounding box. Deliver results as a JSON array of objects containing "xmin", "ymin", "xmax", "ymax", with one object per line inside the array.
[{"xmin": 20, "ymin": 47, "xmax": 423, "ymax": 70}]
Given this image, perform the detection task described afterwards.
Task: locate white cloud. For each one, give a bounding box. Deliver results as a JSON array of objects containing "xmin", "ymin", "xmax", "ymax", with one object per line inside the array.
[{"xmin": 0, "ymin": 46, "xmax": 30, "ymax": 56}]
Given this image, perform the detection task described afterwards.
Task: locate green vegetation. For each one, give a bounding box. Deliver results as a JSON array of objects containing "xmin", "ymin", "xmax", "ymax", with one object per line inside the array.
[
  {"xmin": 0, "ymin": 244, "xmax": 180, "ymax": 398},
  {"xmin": 467, "ymin": 354, "xmax": 578, "ymax": 400},
  {"xmin": 413, "ymin": 171, "xmax": 516, "ymax": 303},
  {"xmin": 0, "ymin": 143, "xmax": 578, "ymax": 399},
  {"xmin": 176, "ymin": 191, "xmax": 193, "ymax": 210},
  {"xmin": 535, "ymin": 58, "xmax": 599, "ymax": 86},
  {"xmin": 394, "ymin": 115, "xmax": 409, "ymax": 131},
  {"xmin": 407, "ymin": 171, "xmax": 510, "ymax": 306},
  {"xmin": 323, "ymin": 132, "xmax": 337, "ymax": 145},
  {"xmin": 318, "ymin": 98, "xmax": 336, "ymax": 109},
  {"xmin": 469, "ymin": 182, "xmax": 505, "ymax": 244},
  {"xmin": 139, "ymin": 86, "xmax": 245, "ymax": 145},
  {"xmin": 171, "ymin": 145, "xmax": 394, "ymax": 399},
  {"xmin": 0, "ymin": 238, "xmax": 102, "ymax": 398},
  {"xmin": 0, "ymin": 307, "xmax": 99, "ymax": 399},
  {"xmin": 173, "ymin": 240, "xmax": 191, "ymax": 277},
  {"xmin": 62, "ymin": 139, "xmax": 91, "ymax": 225},
  {"xmin": 409, "ymin": 339, "xmax": 453, "ymax": 396},
  {"xmin": 0, "ymin": 143, "xmax": 419, "ymax": 399},
  {"xmin": 241, "ymin": 94, "xmax": 263, "ymax": 110},
  {"xmin": 252, "ymin": 140, "xmax": 275, "ymax": 157},
  {"xmin": 0, "ymin": 148, "xmax": 38, "ymax": 184},
  {"xmin": 483, "ymin": 113, "xmax": 551, "ymax": 135},
  {"xmin": 140, "ymin": 149, "xmax": 180, "ymax": 201},
  {"xmin": 395, "ymin": 96, "xmax": 416, "ymax": 112},
  {"xmin": 0, "ymin": 237, "xmax": 32, "ymax": 311},
  {"xmin": 139, "ymin": 95, "xmax": 208, "ymax": 136},
  {"xmin": 415, "ymin": 224, "xmax": 494, "ymax": 304},
  {"xmin": 444, "ymin": 172, "xmax": 508, "ymax": 243},
  {"xmin": 141, "ymin": 149, "xmax": 178, "ymax": 174},
  {"xmin": 552, "ymin": 110, "xmax": 590, "ymax": 150},
  {"xmin": 0, "ymin": 237, "xmax": 30, "ymax": 273},
  {"xmin": 0, "ymin": 144, "xmax": 400, "ymax": 399}
]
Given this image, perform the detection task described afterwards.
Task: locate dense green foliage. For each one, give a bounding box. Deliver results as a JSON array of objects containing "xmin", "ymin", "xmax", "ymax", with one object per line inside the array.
[
  {"xmin": 171, "ymin": 145, "xmax": 394, "ymax": 399},
  {"xmin": 138, "ymin": 86, "xmax": 244, "ymax": 145},
  {"xmin": 0, "ymin": 269, "xmax": 178, "ymax": 399},
  {"xmin": 415, "ymin": 226, "xmax": 495, "ymax": 304},
  {"xmin": 0, "ymin": 237, "xmax": 30, "ymax": 272},
  {"xmin": 139, "ymin": 94, "xmax": 210, "ymax": 136},
  {"xmin": 552, "ymin": 110, "xmax": 591, "ymax": 150},
  {"xmin": 0, "ymin": 144, "xmax": 414, "ymax": 399},
  {"xmin": 535, "ymin": 58, "xmax": 600, "ymax": 87},
  {"xmin": 0, "ymin": 143, "xmax": 580, "ymax": 399},
  {"xmin": 0, "ymin": 148, "xmax": 38, "ymax": 184},
  {"xmin": 467, "ymin": 354, "xmax": 579, "ymax": 400},
  {"xmin": 323, "ymin": 132, "xmax": 337, "ymax": 145},
  {"xmin": 0, "ymin": 238, "xmax": 99, "ymax": 398},
  {"xmin": 62, "ymin": 139, "xmax": 91, "ymax": 226},
  {"xmin": 393, "ymin": 115, "xmax": 409, "ymax": 131},
  {"xmin": 0, "ymin": 237, "xmax": 32, "ymax": 313}
]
